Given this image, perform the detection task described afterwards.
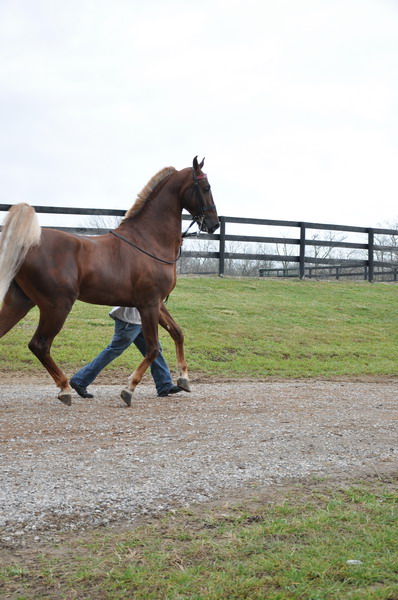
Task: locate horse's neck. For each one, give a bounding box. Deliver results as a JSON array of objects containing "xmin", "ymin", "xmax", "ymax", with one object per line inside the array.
[{"xmin": 119, "ymin": 190, "xmax": 182, "ymax": 244}]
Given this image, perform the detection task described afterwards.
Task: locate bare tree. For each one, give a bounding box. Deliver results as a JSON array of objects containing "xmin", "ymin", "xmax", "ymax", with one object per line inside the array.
[
  {"xmin": 374, "ymin": 221, "xmax": 398, "ymax": 264},
  {"xmin": 273, "ymin": 230, "xmax": 362, "ymax": 278},
  {"xmin": 178, "ymin": 237, "xmax": 219, "ymax": 274},
  {"xmin": 178, "ymin": 239, "xmax": 274, "ymax": 276},
  {"xmin": 222, "ymin": 242, "xmax": 274, "ymax": 276},
  {"xmin": 274, "ymin": 238, "xmax": 297, "ymax": 270},
  {"xmin": 306, "ymin": 230, "xmax": 347, "ymax": 261},
  {"xmin": 84, "ymin": 214, "xmax": 122, "ymax": 231}
]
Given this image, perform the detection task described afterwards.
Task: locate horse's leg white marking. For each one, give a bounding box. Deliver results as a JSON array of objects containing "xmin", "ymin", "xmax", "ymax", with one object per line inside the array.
[
  {"xmin": 178, "ymin": 365, "xmax": 189, "ymax": 381},
  {"xmin": 127, "ymin": 371, "xmax": 139, "ymax": 392}
]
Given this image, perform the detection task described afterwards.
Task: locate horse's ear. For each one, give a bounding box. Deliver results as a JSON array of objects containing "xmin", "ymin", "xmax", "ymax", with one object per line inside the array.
[{"xmin": 193, "ymin": 156, "xmax": 205, "ymax": 172}]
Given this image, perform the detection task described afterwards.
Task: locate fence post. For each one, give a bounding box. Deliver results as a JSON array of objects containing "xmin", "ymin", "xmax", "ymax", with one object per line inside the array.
[
  {"xmin": 299, "ymin": 223, "xmax": 306, "ymax": 279},
  {"xmin": 218, "ymin": 216, "xmax": 226, "ymax": 276},
  {"xmin": 368, "ymin": 228, "xmax": 374, "ymax": 282}
]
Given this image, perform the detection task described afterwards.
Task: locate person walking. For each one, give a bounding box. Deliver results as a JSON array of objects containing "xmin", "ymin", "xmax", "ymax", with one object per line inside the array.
[{"xmin": 69, "ymin": 306, "xmax": 182, "ymax": 399}]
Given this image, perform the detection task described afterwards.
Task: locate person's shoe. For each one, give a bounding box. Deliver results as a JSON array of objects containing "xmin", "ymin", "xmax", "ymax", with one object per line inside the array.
[
  {"xmin": 158, "ymin": 385, "xmax": 182, "ymax": 397},
  {"xmin": 70, "ymin": 379, "xmax": 94, "ymax": 399}
]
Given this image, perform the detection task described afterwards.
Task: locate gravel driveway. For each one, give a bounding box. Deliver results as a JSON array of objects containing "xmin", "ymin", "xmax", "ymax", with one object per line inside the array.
[{"xmin": 1, "ymin": 378, "xmax": 397, "ymax": 548}]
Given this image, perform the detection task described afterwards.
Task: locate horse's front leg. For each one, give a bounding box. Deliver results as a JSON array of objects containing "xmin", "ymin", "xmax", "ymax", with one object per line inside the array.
[
  {"xmin": 120, "ymin": 305, "xmax": 160, "ymax": 407},
  {"xmin": 159, "ymin": 303, "xmax": 190, "ymax": 392}
]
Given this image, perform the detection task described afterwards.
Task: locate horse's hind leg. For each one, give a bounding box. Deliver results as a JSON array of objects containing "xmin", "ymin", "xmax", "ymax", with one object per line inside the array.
[
  {"xmin": 0, "ymin": 281, "xmax": 35, "ymax": 337},
  {"xmin": 159, "ymin": 303, "xmax": 190, "ymax": 392},
  {"xmin": 28, "ymin": 305, "xmax": 73, "ymax": 405}
]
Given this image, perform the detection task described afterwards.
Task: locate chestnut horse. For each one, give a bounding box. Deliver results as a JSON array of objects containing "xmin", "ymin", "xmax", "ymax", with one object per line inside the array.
[{"xmin": 0, "ymin": 157, "xmax": 219, "ymax": 405}]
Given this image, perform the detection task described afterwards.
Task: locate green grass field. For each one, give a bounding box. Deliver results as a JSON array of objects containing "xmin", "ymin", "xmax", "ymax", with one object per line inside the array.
[
  {"xmin": 1, "ymin": 477, "xmax": 397, "ymax": 599},
  {"xmin": 1, "ymin": 277, "xmax": 398, "ymax": 379}
]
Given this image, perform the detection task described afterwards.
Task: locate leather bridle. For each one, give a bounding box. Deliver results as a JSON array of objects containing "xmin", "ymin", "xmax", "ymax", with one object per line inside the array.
[{"xmin": 182, "ymin": 169, "xmax": 217, "ymax": 237}]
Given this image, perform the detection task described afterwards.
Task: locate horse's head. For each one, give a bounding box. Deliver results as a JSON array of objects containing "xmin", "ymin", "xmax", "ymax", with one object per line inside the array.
[{"xmin": 182, "ymin": 156, "xmax": 220, "ymax": 235}]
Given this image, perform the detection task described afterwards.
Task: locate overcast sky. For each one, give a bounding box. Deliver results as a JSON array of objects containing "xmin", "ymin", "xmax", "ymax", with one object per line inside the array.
[{"xmin": 1, "ymin": 0, "xmax": 398, "ymax": 230}]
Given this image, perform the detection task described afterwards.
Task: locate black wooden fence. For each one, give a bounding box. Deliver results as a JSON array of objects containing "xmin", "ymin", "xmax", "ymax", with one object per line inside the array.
[{"xmin": 1, "ymin": 204, "xmax": 398, "ymax": 282}]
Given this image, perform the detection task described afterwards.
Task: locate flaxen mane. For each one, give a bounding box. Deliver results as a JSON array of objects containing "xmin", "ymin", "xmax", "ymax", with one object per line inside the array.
[{"xmin": 122, "ymin": 166, "xmax": 177, "ymax": 222}]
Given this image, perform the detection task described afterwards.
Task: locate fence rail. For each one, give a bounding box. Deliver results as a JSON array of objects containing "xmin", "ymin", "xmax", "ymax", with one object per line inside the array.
[
  {"xmin": 1, "ymin": 204, "xmax": 398, "ymax": 281},
  {"xmin": 259, "ymin": 265, "xmax": 398, "ymax": 281}
]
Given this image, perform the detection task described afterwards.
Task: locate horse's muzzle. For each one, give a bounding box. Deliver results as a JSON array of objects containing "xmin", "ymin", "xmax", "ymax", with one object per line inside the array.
[{"xmin": 203, "ymin": 220, "xmax": 220, "ymax": 235}]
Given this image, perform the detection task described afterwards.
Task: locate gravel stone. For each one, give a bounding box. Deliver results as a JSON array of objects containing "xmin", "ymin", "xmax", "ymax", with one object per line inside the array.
[{"xmin": 1, "ymin": 379, "xmax": 397, "ymax": 546}]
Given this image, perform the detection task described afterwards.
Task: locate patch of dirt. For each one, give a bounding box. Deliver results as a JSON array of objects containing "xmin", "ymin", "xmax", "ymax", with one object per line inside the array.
[{"xmin": 0, "ymin": 376, "xmax": 397, "ymax": 560}]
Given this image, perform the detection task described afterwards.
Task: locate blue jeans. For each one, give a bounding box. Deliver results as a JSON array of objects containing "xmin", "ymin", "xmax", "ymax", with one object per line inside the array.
[{"xmin": 71, "ymin": 317, "xmax": 174, "ymax": 395}]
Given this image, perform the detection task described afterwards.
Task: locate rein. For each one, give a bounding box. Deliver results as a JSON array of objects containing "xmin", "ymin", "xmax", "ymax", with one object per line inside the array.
[{"xmin": 109, "ymin": 230, "xmax": 181, "ymax": 264}]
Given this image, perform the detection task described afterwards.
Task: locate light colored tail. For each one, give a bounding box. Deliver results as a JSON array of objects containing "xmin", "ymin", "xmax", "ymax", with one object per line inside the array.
[{"xmin": 0, "ymin": 203, "xmax": 41, "ymax": 304}]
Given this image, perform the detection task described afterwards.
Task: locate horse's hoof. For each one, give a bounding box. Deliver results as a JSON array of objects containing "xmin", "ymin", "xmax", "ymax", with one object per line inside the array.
[
  {"xmin": 121, "ymin": 389, "xmax": 132, "ymax": 407},
  {"xmin": 58, "ymin": 393, "xmax": 72, "ymax": 406},
  {"xmin": 177, "ymin": 377, "xmax": 191, "ymax": 392}
]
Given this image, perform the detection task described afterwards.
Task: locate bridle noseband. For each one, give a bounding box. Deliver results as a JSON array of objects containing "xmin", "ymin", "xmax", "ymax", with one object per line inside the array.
[{"xmin": 182, "ymin": 169, "xmax": 217, "ymax": 237}]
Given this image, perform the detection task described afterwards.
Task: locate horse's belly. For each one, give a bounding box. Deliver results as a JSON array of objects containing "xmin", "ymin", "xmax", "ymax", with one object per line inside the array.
[{"xmin": 78, "ymin": 268, "xmax": 176, "ymax": 307}]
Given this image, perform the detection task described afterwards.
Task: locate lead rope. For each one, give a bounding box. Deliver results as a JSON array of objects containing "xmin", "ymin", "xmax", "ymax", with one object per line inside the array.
[{"xmin": 109, "ymin": 230, "xmax": 182, "ymax": 264}]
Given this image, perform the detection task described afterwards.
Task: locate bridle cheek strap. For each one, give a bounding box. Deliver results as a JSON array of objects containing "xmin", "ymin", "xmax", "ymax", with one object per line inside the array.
[
  {"xmin": 182, "ymin": 169, "xmax": 217, "ymax": 238},
  {"xmin": 191, "ymin": 169, "xmax": 217, "ymax": 219}
]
